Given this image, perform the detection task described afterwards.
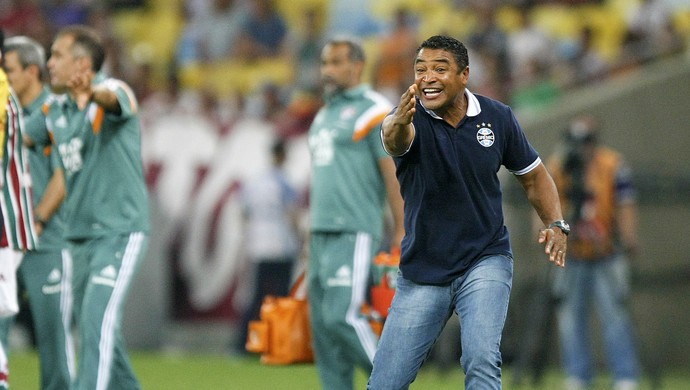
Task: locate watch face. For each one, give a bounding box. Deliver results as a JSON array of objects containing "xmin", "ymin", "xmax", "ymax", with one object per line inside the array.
[
  {"xmin": 559, "ymin": 222, "xmax": 570, "ymax": 234},
  {"xmin": 551, "ymin": 220, "xmax": 570, "ymax": 235}
]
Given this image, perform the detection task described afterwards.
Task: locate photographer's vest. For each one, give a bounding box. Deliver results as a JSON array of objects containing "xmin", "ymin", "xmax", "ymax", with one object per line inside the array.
[{"xmin": 549, "ymin": 147, "xmax": 621, "ymax": 260}]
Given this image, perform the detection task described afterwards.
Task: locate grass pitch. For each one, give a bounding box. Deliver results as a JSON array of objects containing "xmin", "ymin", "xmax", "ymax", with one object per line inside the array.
[{"xmin": 8, "ymin": 349, "xmax": 690, "ymax": 389}]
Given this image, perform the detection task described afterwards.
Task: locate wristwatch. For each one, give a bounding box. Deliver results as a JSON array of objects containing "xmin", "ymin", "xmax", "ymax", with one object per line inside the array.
[{"xmin": 548, "ymin": 220, "xmax": 570, "ymax": 236}]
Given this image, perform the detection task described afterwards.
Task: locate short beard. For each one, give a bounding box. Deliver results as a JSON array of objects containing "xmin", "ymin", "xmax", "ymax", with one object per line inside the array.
[
  {"xmin": 321, "ymin": 75, "xmax": 347, "ymax": 97},
  {"xmin": 49, "ymin": 84, "xmax": 69, "ymax": 94}
]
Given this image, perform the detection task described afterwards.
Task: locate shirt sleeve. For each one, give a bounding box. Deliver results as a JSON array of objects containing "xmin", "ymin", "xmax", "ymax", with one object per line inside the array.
[
  {"xmin": 25, "ymin": 109, "xmax": 51, "ymax": 147},
  {"xmin": 502, "ymin": 107, "xmax": 540, "ymax": 175},
  {"xmin": 102, "ymin": 79, "xmax": 139, "ymax": 119}
]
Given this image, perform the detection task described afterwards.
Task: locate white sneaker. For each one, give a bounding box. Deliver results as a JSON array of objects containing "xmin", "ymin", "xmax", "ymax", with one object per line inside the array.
[
  {"xmin": 613, "ymin": 379, "xmax": 638, "ymax": 390},
  {"xmin": 564, "ymin": 377, "xmax": 587, "ymax": 390}
]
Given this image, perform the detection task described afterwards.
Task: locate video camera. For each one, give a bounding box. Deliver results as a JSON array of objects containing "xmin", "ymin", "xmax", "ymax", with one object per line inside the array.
[
  {"xmin": 563, "ymin": 118, "xmax": 597, "ymax": 175},
  {"xmin": 562, "ymin": 117, "xmax": 598, "ymax": 221}
]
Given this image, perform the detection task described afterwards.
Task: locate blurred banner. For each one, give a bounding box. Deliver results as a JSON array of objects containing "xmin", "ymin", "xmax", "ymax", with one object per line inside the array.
[{"xmin": 141, "ymin": 108, "xmax": 311, "ymax": 324}]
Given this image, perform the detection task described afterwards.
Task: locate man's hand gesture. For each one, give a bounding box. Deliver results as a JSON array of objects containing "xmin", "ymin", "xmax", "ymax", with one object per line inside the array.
[{"xmin": 382, "ymin": 84, "xmax": 417, "ymax": 156}]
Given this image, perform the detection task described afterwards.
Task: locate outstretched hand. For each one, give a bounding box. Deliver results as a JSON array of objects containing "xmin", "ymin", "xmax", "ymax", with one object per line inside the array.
[
  {"xmin": 392, "ymin": 84, "xmax": 417, "ymax": 127},
  {"xmin": 67, "ymin": 69, "xmax": 94, "ymax": 109},
  {"xmin": 381, "ymin": 84, "xmax": 417, "ymax": 155},
  {"xmin": 538, "ymin": 228, "xmax": 567, "ymax": 267}
]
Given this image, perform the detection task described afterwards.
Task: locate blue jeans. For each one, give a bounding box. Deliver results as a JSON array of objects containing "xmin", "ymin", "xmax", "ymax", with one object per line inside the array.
[
  {"xmin": 554, "ymin": 254, "xmax": 640, "ymax": 385},
  {"xmin": 368, "ymin": 255, "xmax": 513, "ymax": 390}
]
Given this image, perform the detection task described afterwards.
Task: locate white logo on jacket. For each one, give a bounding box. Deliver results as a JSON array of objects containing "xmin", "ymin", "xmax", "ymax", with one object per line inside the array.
[
  {"xmin": 309, "ymin": 128, "xmax": 337, "ymax": 167},
  {"xmin": 327, "ymin": 265, "xmax": 352, "ymax": 287}
]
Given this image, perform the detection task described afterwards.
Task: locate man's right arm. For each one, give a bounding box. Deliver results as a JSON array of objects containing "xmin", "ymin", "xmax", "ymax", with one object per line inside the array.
[
  {"xmin": 33, "ymin": 167, "xmax": 65, "ymax": 236},
  {"xmin": 381, "ymin": 84, "xmax": 417, "ymax": 156},
  {"xmin": 378, "ymin": 156, "xmax": 405, "ymax": 248}
]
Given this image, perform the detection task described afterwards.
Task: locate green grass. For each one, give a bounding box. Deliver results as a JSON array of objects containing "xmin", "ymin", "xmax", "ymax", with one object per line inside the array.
[{"xmin": 8, "ymin": 349, "xmax": 690, "ymax": 389}]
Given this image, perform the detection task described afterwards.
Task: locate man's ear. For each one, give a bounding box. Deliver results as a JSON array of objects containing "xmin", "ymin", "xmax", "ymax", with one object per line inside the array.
[
  {"xmin": 77, "ymin": 56, "xmax": 93, "ymax": 73},
  {"xmin": 354, "ymin": 60, "xmax": 365, "ymax": 78},
  {"xmin": 28, "ymin": 63, "xmax": 41, "ymax": 78},
  {"xmin": 460, "ymin": 66, "xmax": 470, "ymax": 82}
]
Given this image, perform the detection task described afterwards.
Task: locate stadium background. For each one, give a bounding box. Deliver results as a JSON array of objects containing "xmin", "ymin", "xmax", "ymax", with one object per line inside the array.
[{"xmin": 3, "ymin": 0, "xmax": 690, "ymax": 383}]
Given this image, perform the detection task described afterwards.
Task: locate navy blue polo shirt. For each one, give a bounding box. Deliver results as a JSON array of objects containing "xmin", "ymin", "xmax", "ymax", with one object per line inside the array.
[{"xmin": 384, "ymin": 89, "xmax": 540, "ymax": 284}]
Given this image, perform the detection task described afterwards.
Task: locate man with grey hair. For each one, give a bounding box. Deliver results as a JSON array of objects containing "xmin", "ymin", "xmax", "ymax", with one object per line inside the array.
[{"xmin": 2, "ymin": 35, "xmax": 75, "ymax": 390}]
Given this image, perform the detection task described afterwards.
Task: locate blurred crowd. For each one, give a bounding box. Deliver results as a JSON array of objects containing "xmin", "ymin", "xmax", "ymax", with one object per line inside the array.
[{"xmin": 2, "ymin": 0, "xmax": 689, "ymax": 141}]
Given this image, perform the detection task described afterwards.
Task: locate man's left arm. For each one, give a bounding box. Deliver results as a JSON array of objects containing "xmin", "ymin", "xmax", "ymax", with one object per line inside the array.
[
  {"xmin": 616, "ymin": 162, "xmax": 639, "ymax": 257},
  {"xmin": 516, "ymin": 162, "xmax": 567, "ymax": 267},
  {"xmin": 618, "ymin": 202, "xmax": 639, "ymax": 257}
]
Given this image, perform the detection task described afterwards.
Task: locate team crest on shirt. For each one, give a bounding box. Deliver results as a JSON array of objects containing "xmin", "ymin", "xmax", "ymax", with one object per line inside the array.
[
  {"xmin": 340, "ymin": 106, "xmax": 356, "ymax": 120},
  {"xmin": 55, "ymin": 115, "xmax": 68, "ymax": 128},
  {"xmin": 476, "ymin": 123, "xmax": 495, "ymax": 147}
]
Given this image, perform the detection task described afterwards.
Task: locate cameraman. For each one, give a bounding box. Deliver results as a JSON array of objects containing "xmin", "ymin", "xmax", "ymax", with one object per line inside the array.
[{"xmin": 546, "ymin": 115, "xmax": 641, "ymax": 390}]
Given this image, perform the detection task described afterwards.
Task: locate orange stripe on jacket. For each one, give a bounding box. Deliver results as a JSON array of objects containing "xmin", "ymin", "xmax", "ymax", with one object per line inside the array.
[
  {"xmin": 91, "ymin": 105, "xmax": 105, "ymax": 134},
  {"xmin": 353, "ymin": 111, "xmax": 388, "ymax": 142}
]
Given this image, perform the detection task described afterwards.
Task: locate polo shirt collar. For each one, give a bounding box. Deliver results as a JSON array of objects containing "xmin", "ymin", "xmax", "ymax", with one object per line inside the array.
[{"xmin": 420, "ymin": 88, "xmax": 481, "ymax": 119}]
